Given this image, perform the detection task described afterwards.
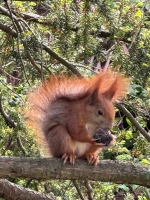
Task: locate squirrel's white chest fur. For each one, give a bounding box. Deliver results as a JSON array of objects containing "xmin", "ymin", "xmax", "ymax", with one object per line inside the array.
[
  {"xmin": 71, "ymin": 123, "xmax": 94, "ymax": 157},
  {"xmin": 73, "ymin": 142, "xmax": 90, "ymax": 157}
]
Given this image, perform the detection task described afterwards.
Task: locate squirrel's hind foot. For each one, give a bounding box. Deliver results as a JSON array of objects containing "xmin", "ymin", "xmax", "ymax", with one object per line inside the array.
[
  {"xmin": 86, "ymin": 153, "xmax": 99, "ymax": 165},
  {"xmin": 62, "ymin": 153, "xmax": 76, "ymax": 165}
]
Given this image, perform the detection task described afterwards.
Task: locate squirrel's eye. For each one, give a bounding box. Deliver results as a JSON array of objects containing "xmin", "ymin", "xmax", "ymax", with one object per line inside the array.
[{"xmin": 98, "ymin": 109, "xmax": 103, "ymax": 115}]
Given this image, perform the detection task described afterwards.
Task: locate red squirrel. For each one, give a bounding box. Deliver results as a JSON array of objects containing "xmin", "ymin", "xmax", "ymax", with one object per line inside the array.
[{"xmin": 26, "ymin": 70, "xmax": 128, "ymax": 165}]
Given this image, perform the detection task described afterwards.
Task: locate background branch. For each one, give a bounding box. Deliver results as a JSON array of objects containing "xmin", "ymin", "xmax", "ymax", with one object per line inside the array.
[
  {"xmin": 42, "ymin": 44, "xmax": 83, "ymax": 78},
  {"xmin": 116, "ymin": 103, "xmax": 150, "ymax": 142},
  {"xmin": 72, "ymin": 180, "xmax": 85, "ymax": 200},
  {"xmin": 0, "ymin": 96, "xmax": 16, "ymax": 128},
  {"xmin": 16, "ymin": 136, "xmax": 28, "ymax": 156},
  {"xmin": 84, "ymin": 180, "xmax": 93, "ymax": 200},
  {"xmin": 0, "ymin": 22, "xmax": 17, "ymax": 37},
  {"xmin": 0, "ymin": 179, "xmax": 57, "ymax": 200},
  {"xmin": 4, "ymin": 0, "xmax": 31, "ymax": 86},
  {"xmin": 0, "ymin": 5, "xmax": 83, "ymax": 78}
]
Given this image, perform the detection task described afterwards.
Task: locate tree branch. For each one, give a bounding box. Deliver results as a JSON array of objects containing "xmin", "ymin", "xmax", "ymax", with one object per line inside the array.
[
  {"xmin": 0, "ymin": 179, "xmax": 57, "ymax": 200},
  {"xmin": 0, "ymin": 21, "xmax": 17, "ymax": 37},
  {"xmin": 25, "ymin": 44, "xmax": 42, "ymax": 74},
  {"xmin": 0, "ymin": 96, "xmax": 16, "ymax": 128},
  {"xmin": 42, "ymin": 44, "xmax": 83, "ymax": 78},
  {"xmin": 72, "ymin": 180, "xmax": 85, "ymax": 200},
  {"xmin": 16, "ymin": 136, "xmax": 28, "ymax": 156},
  {"xmin": 23, "ymin": 41, "xmax": 51, "ymax": 74},
  {"xmin": 0, "ymin": 5, "xmax": 13, "ymax": 18},
  {"xmin": 116, "ymin": 103, "xmax": 150, "ymax": 142},
  {"xmin": 0, "ymin": 97, "xmax": 27, "ymax": 155},
  {"xmin": 84, "ymin": 180, "xmax": 93, "ymax": 200},
  {"xmin": 0, "ymin": 156, "xmax": 150, "ymax": 188}
]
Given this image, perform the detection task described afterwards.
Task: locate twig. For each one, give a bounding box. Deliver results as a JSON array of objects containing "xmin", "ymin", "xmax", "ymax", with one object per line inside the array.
[
  {"xmin": 0, "ymin": 5, "xmax": 15, "ymax": 18},
  {"xmin": 0, "ymin": 22, "xmax": 17, "ymax": 37},
  {"xmin": 128, "ymin": 24, "xmax": 141, "ymax": 50},
  {"xmin": 35, "ymin": 61, "xmax": 51, "ymax": 73},
  {"xmin": 0, "ymin": 62, "xmax": 21, "ymax": 81},
  {"xmin": 23, "ymin": 42, "xmax": 42, "ymax": 74},
  {"xmin": 40, "ymin": 41, "xmax": 44, "ymax": 81},
  {"xmin": 17, "ymin": 136, "xmax": 28, "ymax": 156},
  {"xmin": 84, "ymin": 180, "xmax": 93, "ymax": 200},
  {"xmin": 0, "ymin": 96, "xmax": 27, "ymax": 155},
  {"xmin": 1, "ymin": 61, "xmax": 15, "ymax": 69},
  {"xmin": 0, "ymin": 80, "xmax": 25, "ymax": 103},
  {"xmin": 4, "ymin": 0, "xmax": 30, "ymax": 86},
  {"xmin": 72, "ymin": 180, "xmax": 85, "ymax": 200},
  {"xmin": 116, "ymin": 102, "xmax": 150, "ymax": 142},
  {"xmin": 42, "ymin": 44, "xmax": 83, "ymax": 78},
  {"xmin": 0, "ymin": 96, "xmax": 16, "ymax": 128},
  {"xmin": 16, "ymin": 19, "xmax": 51, "ymax": 74}
]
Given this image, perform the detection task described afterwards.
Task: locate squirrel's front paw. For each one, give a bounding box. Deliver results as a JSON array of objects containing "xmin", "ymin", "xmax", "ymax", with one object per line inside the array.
[
  {"xmin": 90, "ymin": 138, "xmax": 105, "ymax": 147},
  {"xmin": 62, "ymin": 153, "xmax": 76, "ymax": 165}
]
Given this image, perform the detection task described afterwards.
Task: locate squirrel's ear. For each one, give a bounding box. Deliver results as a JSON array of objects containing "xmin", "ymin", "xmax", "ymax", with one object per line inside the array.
[
  {"xmin": 102, "ymin": 74, "xmax": 128, "ymax": 101},
  {"xmin": 89, "ymin": 89, "xmax": 99, "ymax": 105},
  {"xmin": 102, "ymin": 79, "xmax": 117, "ymax": 101}
]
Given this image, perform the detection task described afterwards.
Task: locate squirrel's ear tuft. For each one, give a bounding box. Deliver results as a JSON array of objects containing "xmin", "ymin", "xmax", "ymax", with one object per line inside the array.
[{"xmin": 102, "ymin": 74, "xmax": 129, "ymax": 102}]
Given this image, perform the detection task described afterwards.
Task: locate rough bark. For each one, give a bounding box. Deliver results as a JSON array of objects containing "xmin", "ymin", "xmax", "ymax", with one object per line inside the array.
[{"xmin": 0, "ymin": 156, "xmax": 150, "ymax": 188}]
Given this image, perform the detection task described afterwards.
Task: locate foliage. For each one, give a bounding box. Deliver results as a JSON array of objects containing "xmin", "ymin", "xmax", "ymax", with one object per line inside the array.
[{"xmin": 0, "ymin": 0, "xmax": 150, "ymax": 199}]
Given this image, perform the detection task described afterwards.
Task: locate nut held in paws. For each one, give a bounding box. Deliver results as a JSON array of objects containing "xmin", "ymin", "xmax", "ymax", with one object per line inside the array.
[{"xmin": 93, "ymin": 128, "xmax": 113, "ymax": 146}]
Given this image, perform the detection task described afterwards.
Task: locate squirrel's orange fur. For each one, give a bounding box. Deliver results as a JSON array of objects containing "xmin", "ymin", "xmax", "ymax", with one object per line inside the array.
[{"xmin": 26, "ymin": 70, "xmax": 128, "ymax": 165}]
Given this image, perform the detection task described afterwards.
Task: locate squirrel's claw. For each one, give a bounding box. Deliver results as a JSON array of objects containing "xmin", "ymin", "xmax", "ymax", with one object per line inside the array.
[
  {"xmin": 62, "ymin": 153, "xmax": 76, "ymax": 165},
  {"xmin": 86, "ymin": 153, "xmax": 99, "ymax": 166}
]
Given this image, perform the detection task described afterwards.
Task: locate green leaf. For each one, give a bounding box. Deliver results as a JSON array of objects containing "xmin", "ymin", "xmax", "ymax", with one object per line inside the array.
[
  {"xmin": 118, "ymin": 184, "xmax": 129, "ymax": 192},
  {"xmin": 125, "ymin": 130, "xmax": 133, "ymax": 140},
  {"xmin": 116, "ymin": 154, "xmax": 132, "ymax": 161},
  {"xmin": 141, "ymin": 159, "xmax": 150, "ymax": 165},
  {"xmin": 126, "ymin": 118, "xmax": 132, "ymax": 126}
]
